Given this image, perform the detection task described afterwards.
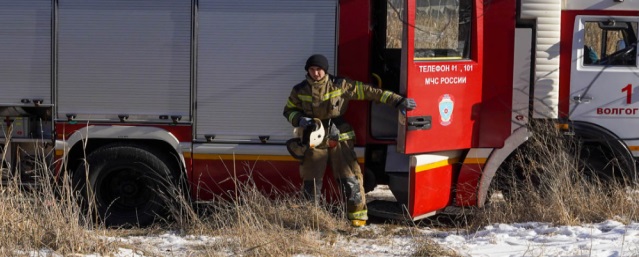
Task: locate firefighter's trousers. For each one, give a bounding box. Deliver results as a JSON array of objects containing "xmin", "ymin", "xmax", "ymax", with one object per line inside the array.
[{"xmin": 300, "ymin": 140, "xmax": 368, "ymax": 221}]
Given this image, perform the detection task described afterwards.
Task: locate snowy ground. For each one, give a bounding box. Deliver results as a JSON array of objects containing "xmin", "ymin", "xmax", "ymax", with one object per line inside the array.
[
  {"xmin": 43, "ymin": 186, "xmax": 639, "ymax": 256},
  {"xmin": 93, "ymin": 217, "xmax": 639, "ymax": 257},
  {"xmin": 433, "ymin": 220, "xmax": 639, "ymax": 257}
]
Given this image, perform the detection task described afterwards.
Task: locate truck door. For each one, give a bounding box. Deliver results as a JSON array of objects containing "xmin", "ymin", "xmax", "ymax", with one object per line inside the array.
[
  {"xmin": 397, "ymin": 0, "xmax": 482, "ymax": 154},
  {"xmin": 395, "ymin": 0, "xmax": 482, "ymax": 219},
  {"xmin": 569, "ymin": 16, "xmax": 639, "ymax": 142}
]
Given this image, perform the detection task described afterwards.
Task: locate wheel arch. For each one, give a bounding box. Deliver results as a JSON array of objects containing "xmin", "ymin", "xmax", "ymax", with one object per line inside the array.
[
  {"xmin": 477, "ymin": 120, "xmax": 638, "ymax": 207},
  {"xmin": 569, "ymin": 120, "xmax": 637, "ymax": 182},
  {"xmin": 477, "ymin": 126, "xmax": 530, "ymax": 207},
  {"xmin": 58, "ymin": 125, "xmax": 187, "ymax": 178}
]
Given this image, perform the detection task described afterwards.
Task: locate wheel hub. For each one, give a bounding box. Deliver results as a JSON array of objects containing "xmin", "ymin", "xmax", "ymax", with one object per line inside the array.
[{"xmin": 120, "ymin": 182, "xmax": 139, "ymax": 196}]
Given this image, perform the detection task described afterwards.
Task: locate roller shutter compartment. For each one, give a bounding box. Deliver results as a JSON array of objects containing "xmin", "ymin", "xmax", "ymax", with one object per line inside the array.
[
  {"xmin": 56, "ymin": 0, "xmax": 192, "ymax": 122},
  {"xmin": 196, "ymin": 0, "xmax": 337, "ymax": 143},
  {"xmin": 0, "ymin": 0, "xmax": 51, "ymax": 105}
]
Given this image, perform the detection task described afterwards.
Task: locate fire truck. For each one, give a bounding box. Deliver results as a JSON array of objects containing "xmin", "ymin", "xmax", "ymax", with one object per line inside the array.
[{"xmin": 1, "ymin": 0, "xmax": 638, "ymax": 226}]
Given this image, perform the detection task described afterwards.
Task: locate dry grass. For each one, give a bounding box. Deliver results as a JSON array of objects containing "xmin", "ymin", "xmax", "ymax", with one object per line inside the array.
[
  {"xmin": 180, "ymin": 178, "xmax": 352, "ymax": 256},
  {"xmin": 422, "ymin": 120, "xmax": 639, "ymax": 256},
  {"xmin": 6, "ymin": 119, "xmax": 638, "ymax": 256},
  {"xmin": 0, "ymin": 139, "xmax": 117, "ymax": 255},
  {"xmin": 473, "ymin": 120, "xmax": 639, "ymax": 228},
  {"xmin": 412, "ymin": 237, "xmax": 461, "ymax": 257},
  {"xmin": 1, "ymin": 135, "xmax": 367, "ymax": 256}
]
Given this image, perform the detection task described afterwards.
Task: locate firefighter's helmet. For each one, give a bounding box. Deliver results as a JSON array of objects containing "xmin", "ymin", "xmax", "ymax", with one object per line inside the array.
[
  {"xmin": 286, "ymin": 118, "xmax": 325, "ymax": 160},
  {"xmin": 304, "ymin": 118, "xmax": 325, "ymax": 149}
]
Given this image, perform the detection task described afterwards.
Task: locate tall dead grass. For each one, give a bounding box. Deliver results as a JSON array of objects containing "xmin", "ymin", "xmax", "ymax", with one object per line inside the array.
[
  {"xmin": 165, "ymin": 170, "xmax": 354, "ymax": 256},
  {"xmin": 0, "ymin": 140, "xmax": 356, "ymax": 256},
  {"xmin": 475, "ymin": 121, "xmax": 639, "ymax": 228},
  {"xmin": 1, "ymin": 135, "xmax": 457, "ymax": 256},
  {"xmin": 0, "ymin": 138, "xmax": 116, "ymax": 255}
]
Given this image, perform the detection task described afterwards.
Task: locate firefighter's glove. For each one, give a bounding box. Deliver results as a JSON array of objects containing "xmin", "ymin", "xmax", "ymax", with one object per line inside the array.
[
  {"xmin": 398, "ymin": 98, "xmax": 417, "ymax": 111},
  {"xmin": 298, "ymin": 117, "xmax": 313, "ymax": 128},
  {"xmin": 328, "ymin": 123, "xmax": 340, "ymax": 148}
]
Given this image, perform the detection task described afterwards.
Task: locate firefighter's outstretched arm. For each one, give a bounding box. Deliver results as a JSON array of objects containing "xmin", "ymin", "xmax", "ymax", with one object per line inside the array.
[{"xmin": 339, "ymin": 78, "xmax": 416, "ymax": 110}]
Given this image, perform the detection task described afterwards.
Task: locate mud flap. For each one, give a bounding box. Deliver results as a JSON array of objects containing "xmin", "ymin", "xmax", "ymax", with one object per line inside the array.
[
  {"xmin": 407, "ymin": 151, "xmax": 460, "ymax": 220},
  {"xmin": 368, "ymin": 150, "xmax": 462, "ymax": 221}
]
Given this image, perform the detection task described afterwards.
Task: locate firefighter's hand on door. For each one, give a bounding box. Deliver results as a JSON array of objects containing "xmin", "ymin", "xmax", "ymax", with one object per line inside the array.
[{"xmin": 399, "ymin": 98, "xmax": 417, "ymax": 111}]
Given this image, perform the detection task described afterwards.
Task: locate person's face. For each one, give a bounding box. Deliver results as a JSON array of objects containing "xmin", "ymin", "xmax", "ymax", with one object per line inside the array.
[{"xmin": 307, "ymin": 66, "xmax": 326, "ymax": 81}]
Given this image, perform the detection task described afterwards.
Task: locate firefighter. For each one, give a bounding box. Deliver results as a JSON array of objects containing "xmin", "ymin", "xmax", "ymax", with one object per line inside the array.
[{"xmin": 283, "ymin": 54, "xmax": 416, "ymax": 227}]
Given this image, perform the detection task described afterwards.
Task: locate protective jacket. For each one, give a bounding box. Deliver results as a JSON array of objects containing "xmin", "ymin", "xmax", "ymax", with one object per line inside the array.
[
  {"xmin": 283, "ymin": 73, "xmax": 406, "ymax": 225},
  {"xmin": 283, "ymin": 74, "xmax": 404, "ymax": 143}
]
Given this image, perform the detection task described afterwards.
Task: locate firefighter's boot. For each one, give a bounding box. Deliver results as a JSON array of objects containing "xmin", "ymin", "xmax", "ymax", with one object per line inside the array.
[
  {"xmin": 302, "ymin": 179, "xmax": 323, "ymax": 204},
  {"xmin": 339, "ymin": 177, "xmax": 368, "ymax": 227},
  {"xmin": 351, "ymin": 219, "xmax": 366, "ymax": 227}
]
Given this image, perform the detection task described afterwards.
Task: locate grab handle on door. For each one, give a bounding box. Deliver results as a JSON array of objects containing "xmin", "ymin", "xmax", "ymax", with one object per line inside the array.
[{"xmin": 573, "ymin": 95, "xmax": 593, "ymax": 103}]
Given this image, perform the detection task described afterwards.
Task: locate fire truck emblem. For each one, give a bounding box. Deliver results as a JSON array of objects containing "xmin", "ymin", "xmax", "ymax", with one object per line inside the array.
[{"xmin": 438, "ymin": 94, "xmax": 454, "ymax": 126}]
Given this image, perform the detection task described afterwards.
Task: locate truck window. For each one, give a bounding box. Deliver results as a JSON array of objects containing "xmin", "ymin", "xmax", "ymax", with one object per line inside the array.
[
  {"xmin": 387, "ymin": 0, "xmax": 403, "ymax": 49},
  {"xmin": 583, "ymin": 20, "xmax": 637, "ymax": 66},
  {"xmin": 414, "ymin": 0, "xmax": 472, "ymax": 60}
]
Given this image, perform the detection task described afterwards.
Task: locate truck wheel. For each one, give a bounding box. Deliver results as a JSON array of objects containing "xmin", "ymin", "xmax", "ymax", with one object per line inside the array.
[
  {"xmin": 73, "ymin": 143, "xmax": 176, "ymax": 227},
  {"xmin": 496, "ymin": 122, "xmax": 637, "ymax": 200},
  {"xmin": 571, "ymin": 122, "xmax": 637, "ymax": 184},
  {"xmin": 573, "ymin": 136, "xmax": 636, "ymax": 184}
]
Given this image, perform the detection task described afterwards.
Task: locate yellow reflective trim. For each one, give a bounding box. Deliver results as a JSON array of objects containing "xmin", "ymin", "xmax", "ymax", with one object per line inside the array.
[
  {"xmin": 190, "ymin": 153, "xmax": 298, "ymax": 161},
  {"xmin": 339, "ymin": 131, "xmax": 355, "ymax": 141},
  {"xmin": 415, "ymin": 158, "xmax": 460, "ymax": 173},
  {"xmin": 286, "ymin": 100, "xmax": 297, "ymax": 108},
  {"xmin": 288, "ymin": 111, "xmax": 300, "ymax": 123},
  {"xmin": 356, "ymin": 82, "xmax": 365, "ymax": 100},
  {"xmin": 380, "ymin": 91, "xmax": 393, "ymax": 103},
  {"xmin": 322, "ymin": 89, "xmax": 343, "ymax": 101},
  {"xmin": 348, "ymin": 210, "xmax": 368, "ymax": 220},
  {"xmin": 298, "ymin": 94, "xmax": 312, "ymax": 102},
  {"xmin": 185, "ymin": 152, "xmax": 365, "ymax": 164},
  {"xmin": 463, "ymin": 158, "xmax": 487, "ymax": 164}
]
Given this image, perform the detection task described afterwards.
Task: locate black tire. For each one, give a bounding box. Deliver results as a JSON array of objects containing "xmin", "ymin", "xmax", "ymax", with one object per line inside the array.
[
  {"xmin": 496, "ymin": 122, "xmax": 637, "ymax": 200},
  {"xmin": 73, "ymin": 143, "xmax": 176, "ymax": 227},
  {"xmin": 573, "ymin": 136, "xmax": 636, "ymax": 184},
  {"xmin": 363, "ymin": 168, "xmax": 377, "ymax": 193},
  {"xmin": 493, "ymin": 142, "xmax": 537, "ymax": 200},
  {"xmin": 570, "ymin": 122, "xmax": 636, "ymax": 184}
]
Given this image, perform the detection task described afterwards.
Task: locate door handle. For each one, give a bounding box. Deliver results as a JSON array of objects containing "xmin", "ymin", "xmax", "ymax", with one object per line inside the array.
[
  {"xmin": 573, "ymin": 95, "xmax": 593, "ymax": 103},
  {"xmin": 407, "ymin": 116, "xmax": 432, "ymax": 131}
]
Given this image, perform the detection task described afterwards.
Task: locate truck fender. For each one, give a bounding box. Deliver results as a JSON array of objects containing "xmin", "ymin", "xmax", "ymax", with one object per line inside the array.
[
  {"xmin": 57, "ymin": 125, "xmax": 186, "ymax": 170},
  {"xmin": 476, "ymin": 126, "xmax": 530, "ymax": 207}
]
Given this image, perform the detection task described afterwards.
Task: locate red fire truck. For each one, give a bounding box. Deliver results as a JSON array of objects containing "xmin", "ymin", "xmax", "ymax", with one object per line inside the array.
[{"xmin": 1, "ymin": 0, "xmax": 638, "ymax": 226}]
